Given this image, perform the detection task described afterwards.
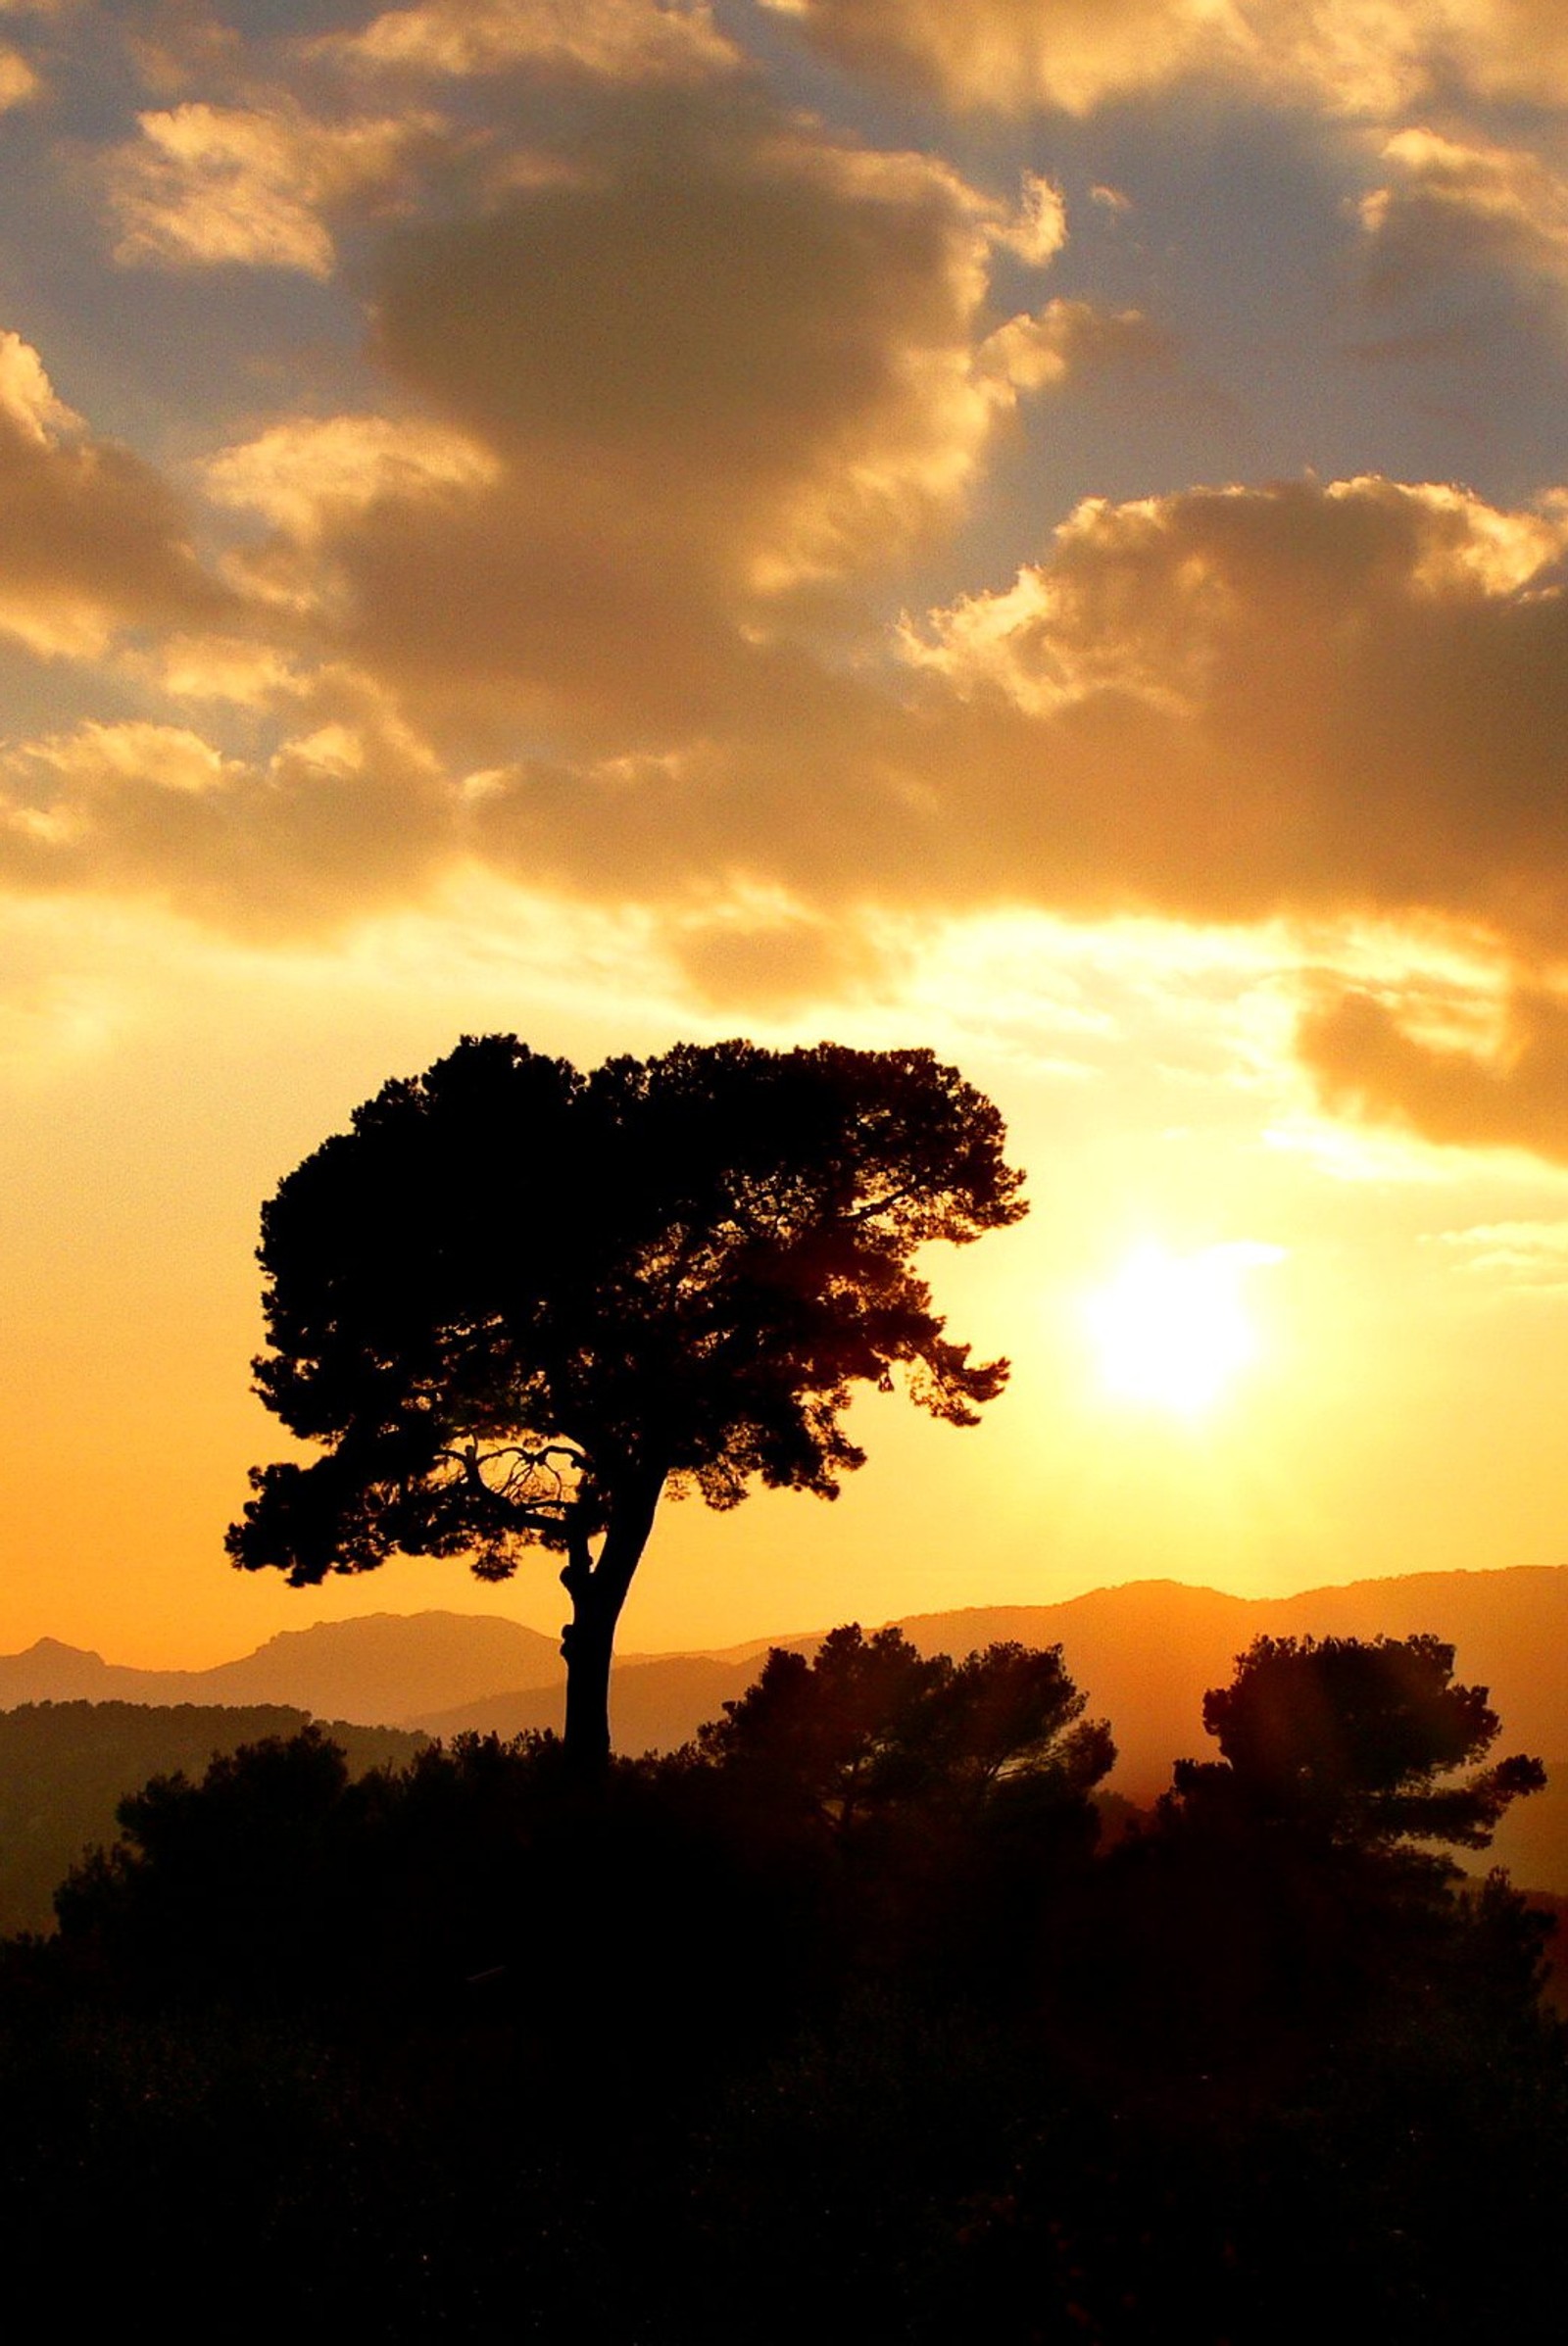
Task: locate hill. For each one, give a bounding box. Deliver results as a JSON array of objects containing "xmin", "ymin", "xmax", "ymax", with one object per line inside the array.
[{"xmin": 0, "ymin": 1703, "xmax": 424, "ymax": 1935}]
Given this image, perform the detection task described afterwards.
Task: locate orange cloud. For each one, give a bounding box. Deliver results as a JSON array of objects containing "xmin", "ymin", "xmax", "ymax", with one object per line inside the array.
[
  {"xmin": 1299, "ymin": 986, "xmax": 1568, "ymax": 1158},
  {"xmin": 1360, "ymin": 127, "xmax": 1568, "ymax": 300},
  {"xmin": 760, "ymin": 0, "xmax": 1568, "ymax": 118},
  {"xmin": 204, "ymin": 414, "xmax": 501, "ymax": 549},
  {"xmin": 171, "ymin": 114, "xmax": 1126, "ymax": 744},
  {"xmin": 323, "ymin": 0, "xmax": 740, "ymax": 84},
  {"xmin": 0, "ymin": 41, "xmax": 36, "ymax": 106},
  {"xmin": 895, "ymin": 477, "xmax": 1568, "ymax": 938},
  {"xmin": 0, "ymin": 707, "xmax": 452, "ymax": 935},
  {"xmin": 104, "ymin": 98, "xmax": 441, "ymax": 276},
  {"xmin": 437, "ymin": 472, "xmax": 1568, "ymax": 1043},
  {"xmin": 0, "ymin": 329, "xmax": 224, "ymax": 656}
]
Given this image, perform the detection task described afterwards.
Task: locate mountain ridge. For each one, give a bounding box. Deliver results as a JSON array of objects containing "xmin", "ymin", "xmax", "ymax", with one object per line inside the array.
[{"xmin": 0, "ymin": 1611, "xmax": 561, "ymax": 1725}]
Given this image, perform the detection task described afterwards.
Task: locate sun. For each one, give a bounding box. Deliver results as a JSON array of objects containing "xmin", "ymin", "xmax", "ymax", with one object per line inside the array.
[{"xmin": 1084, "ymin": 1241, "xmax": 1285, "ymax": 1417}]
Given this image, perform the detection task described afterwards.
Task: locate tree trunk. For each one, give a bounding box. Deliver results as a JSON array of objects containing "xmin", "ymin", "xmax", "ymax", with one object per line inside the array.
[{"xmin": 559, "ymin": 1472, "xmax": 663, "ymax": 1775}]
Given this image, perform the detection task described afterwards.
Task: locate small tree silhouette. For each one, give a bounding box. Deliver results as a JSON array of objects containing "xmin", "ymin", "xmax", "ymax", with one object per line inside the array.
[
  {"xmin": 1168, "ymin": 1632, "xmax": 1545, "ymax": 1851},
  {"xmin": 228, "ymin": 1037, "xmax": 1025, "ymax": 1769},
  {"xmin": 699, "ymin": 1625, "xmax": 1113, "ymax": 1833}
]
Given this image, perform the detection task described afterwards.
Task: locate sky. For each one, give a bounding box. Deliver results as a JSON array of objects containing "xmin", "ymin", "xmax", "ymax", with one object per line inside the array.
[{"xmin": 7, "ymin": 0, "xmax": 1568, "ymax": 1668}]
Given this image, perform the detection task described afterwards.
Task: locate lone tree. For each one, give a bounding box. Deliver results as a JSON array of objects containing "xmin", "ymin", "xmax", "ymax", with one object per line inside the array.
[{"xmin": 227, "ymin": 1036, "xmax": 1026, "ymax": 1767}]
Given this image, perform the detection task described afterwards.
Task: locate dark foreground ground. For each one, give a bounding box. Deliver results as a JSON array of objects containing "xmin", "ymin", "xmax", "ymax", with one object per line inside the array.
[{"xmin": 1, "ymin": 1639, "xmax": 1563, "ymax": 2341}]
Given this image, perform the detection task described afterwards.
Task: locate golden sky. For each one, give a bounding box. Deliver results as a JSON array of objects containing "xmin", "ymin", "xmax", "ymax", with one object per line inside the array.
[{"xmin": 6, "ymin": 0, "xmax": 1568, "ymax": 1666}]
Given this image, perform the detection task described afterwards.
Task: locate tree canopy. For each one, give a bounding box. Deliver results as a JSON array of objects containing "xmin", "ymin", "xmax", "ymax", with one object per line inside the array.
[
  {"xmin": 697, "ymin": 1625, "xmax": 1114, "ymax": 1835},
  {"xmin": 1167, "ymin": 1632, "xmax": 1546, "ymax": 1852},
  {"xmin": 227, "ymin": 1035, "xmax": 1026, "ymax": 1765}
]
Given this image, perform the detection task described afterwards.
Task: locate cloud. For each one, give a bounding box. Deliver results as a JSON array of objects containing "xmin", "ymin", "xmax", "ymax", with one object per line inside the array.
[
  {"xmin": 204, "ymin": 413, "xmax": 501, "ymax": 545},
  {"xmin": 0, "ymin": 329, "xmax": 224, "ymax": 657},
  {"xmin": 976, "ymin": 298, "xmax": 1170, "ymax": 394},
  {"xmin": 141, "ymin": 636, "xmax": 309, "ymax": 709},
  {"xmin": 440, "ymin": 474, "xmax": 1568, "ymax": 1025},
  {"xmin": 72, "ymin": 461, "xmax": 1563, "ymax": 999},
  {"xmin": 0, "ymin": 707, "xmax": 453, "ymax": 934},
  {"xmin": 757, "ymin": 0, "xmax": 1246, "ymax": 118},
  {"xmin": 175, "ymin": 114, "xmax": 1128, "ymax": 744},
  {"xmin": 989, "ymin": 170, "xmax": 1068, "ymax": 265},
  {"xmin": 368, "ymin": 125, "xmax": 1026, "ymax": 580},
  {"xmin": 1431, "ymin": 1216, "xmax": 1568, "ymax": 1283},
  {"xmin": 894, "ymin": 476, "xmax": 1568, "ymax": 944},
  {"xmin": 1360, "ymin": 127, "xmax": 1568, "ymax": 301},
  {"xmin": 760, "ymin": 0, "xmax": 1568, "ymax": 120},
  {"xmin": 1298, "ymin": 985, "xmax": 1568, "ymax": 1158},
  {"xmin": 322, "ymin": 0, "xmax": 739, "ymax": 85},
  {"xmin": 0, "ymin": 42, "xmax": 37, "ymax": 107},
  {"xmin": 104, "ymin": 98, "xmax": 440, "ymax": 275}
]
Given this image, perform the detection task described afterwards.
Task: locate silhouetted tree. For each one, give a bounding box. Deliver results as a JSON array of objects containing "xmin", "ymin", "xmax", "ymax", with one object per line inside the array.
[
  {"xmin": 699, "ymin": 1625, "xmax": 1113, "ymax": 1834},
  {"xmin": 1167, "ymin": 1632, "xmax": 1545, "ymax": 1851},
  {"xmin": 693, "ymin": 1626, "xmax": 1115, "ymax": 1988},
  {"xmin": 227, "ymin": 1038, "xmax": 1025, "ymax": 1767}
]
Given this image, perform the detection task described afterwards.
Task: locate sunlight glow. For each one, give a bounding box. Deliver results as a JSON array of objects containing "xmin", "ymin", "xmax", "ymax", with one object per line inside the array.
[{"xmin": 1085, "ymin": 1241, "xmax": 1286, "ymax": 1417}]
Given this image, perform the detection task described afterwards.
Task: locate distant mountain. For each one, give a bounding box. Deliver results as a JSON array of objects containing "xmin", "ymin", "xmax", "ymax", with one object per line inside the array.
[{"xmin": 0, "ymin": 1612, "xmax": 562, "ymax": 1728}]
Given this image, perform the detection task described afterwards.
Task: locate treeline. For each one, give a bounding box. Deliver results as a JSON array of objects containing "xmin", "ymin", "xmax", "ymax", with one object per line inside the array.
[
  {"xmin": 0, "ymin": 1701, "xmax": 424, "ymax": 1933},
  {"xmin": 0, "ymin": 1627, "xmax": 1563, "ymax": 2341}
]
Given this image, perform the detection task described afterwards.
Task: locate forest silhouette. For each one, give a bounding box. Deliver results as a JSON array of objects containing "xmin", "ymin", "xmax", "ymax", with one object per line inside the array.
[
  {"xmin": 5, "ymin": 1034, "xmax": 1567, "ymax": 2337},
  {"xmin": 0, "ymin": 1622, "xmax": 1559, "ymax": 2340}
]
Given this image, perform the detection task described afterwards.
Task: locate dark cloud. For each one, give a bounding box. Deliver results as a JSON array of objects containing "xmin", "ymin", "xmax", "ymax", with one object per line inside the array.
[{"xmin": 1299, "ymin": 984, "xmax": 1568, "ymax": 1159}]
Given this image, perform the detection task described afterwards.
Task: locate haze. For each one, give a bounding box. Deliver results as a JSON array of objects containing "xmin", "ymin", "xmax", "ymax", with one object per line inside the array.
[{"xmin": 5, "ymin": 1, "xmax": 1568, "ymax": 1667}]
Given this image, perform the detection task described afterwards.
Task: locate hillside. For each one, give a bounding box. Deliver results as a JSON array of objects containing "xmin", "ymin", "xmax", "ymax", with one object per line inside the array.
[{"xmin": 0, "ymin": 1702, "xmax": 424, "ymax": 1935}]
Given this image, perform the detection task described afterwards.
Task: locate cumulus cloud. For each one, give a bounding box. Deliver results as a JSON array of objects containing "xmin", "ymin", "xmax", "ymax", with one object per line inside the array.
[
  {"xmin": 0, "ymin": 707, "xmax": 452, "ymax": 933},
  {"xmin": 1360, "ymin": 127, "xmax": 1568, "ymax": 300},
  {"xmin": 204, "ymin": 414, "xmax": 500, "ymax": 545},
  {"xmin": 104, "ymin": 98, "xmax": 440, "ymax": 275},
  {"xmin": 165, "ymin": 115, "xmax": 1131, "ymax": 743},
  {"xmin": 760, "ymin": 0, "xmax": 1568, "ymax": 119},
  {"xmin": 50, "ymin": 455, "xmax": 1564, "ymax": 1017},
  {"xmin": 897, "ymin": 477, "xmax": 1568, "ymax": 940},
  {"xmin": 1299, "ymin": 984, "xmax": 1568, "ymax": 1158},
  {"xmin": 322, "ymin": 0, "xmax": 739, "ymax": 84},
  {"xmin": 432, "ymin": 475, "xmax": 1568, "ymax": 1019},
  {"xmin": 976, "ymin": 298, "xmax": 1170, "ymax": 395},
  {"xmin": 989, "ymin": 171, "xmax": 1068, "ymax": 265},
  {"xmin": 368, "ymin": 128, "xmax": 1020, "ymax": 577},
  {"xmin": 0, "ymin": 328, "xmax": 224, "ymax": 656},
  {"xmin": 757, "ymin": 0, "xmax": 1245, "ymax": 118}
]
